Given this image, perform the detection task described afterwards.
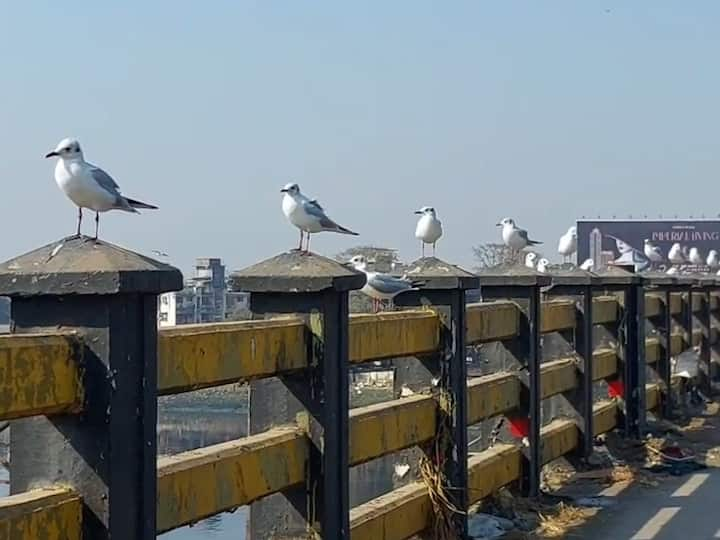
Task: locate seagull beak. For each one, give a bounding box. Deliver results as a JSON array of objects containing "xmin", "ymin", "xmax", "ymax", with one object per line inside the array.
[
  {"xmin": 45, "ymin": 151, "xmax": 59, "ymax": 158},
  {"xmin": 414, "ymin": 210, "xmax": 422, "ymax": 215},
  {"xmin": 495, "ymin": 223, "xmax": 502, "ymax": 227},
  {"xmin": 280, "ymin": 188, "xmax": 288, "ymax": 193}
]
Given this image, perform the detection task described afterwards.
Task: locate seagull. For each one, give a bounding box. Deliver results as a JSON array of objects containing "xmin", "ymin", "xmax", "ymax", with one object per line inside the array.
[
  {"xmin": 688, "ymin": 247, "xmax": 703, "ymax": 265},
  {"xmin": 497, "ymin": 217, "xmax": 542, "ymax": 252},
  {"xmin": 151, "ymin": 250, "xmax": 169, "ymax": 258},
  {"xmin": 643, "ymin": 240, "xmax": 664, "ymax": 264},
  {"xmin": 557, "ymin": 226, "xmax": 577, "ymax": 263},
  {"xmin": 667, "ymin": 266, "xmax": 679, "ymax": 275},
  {"xmin": 414, "ymin": 206, "xmax": 443, "ymax": 257},
  {"xmin": 579, "ymin": 258, "xmax": 594, "ymax": 271},
  {"xmin": 46, "ymin": 138, "xmax": 157, "ymax": 239},
  {"xmin": 349, "ymin": 255, "xmax": 423, "ymax": 312},
  {"xmin": 707, "ymin": 250, "xmax": 719, "ymax": 269},
  {"xmin": 524, "ymin": 252, "xmax": 538, "ymax": 269},
  {"xmin": 281, "ymin": 183, "xmax": 358, "ymax": 252},
  {"xmin": 536, "ymin": 258, "xmax": 550, "ymax": 273},
  {"xmin": 668, "ymin": 243, "xmax": 685, "ymax": 265}
]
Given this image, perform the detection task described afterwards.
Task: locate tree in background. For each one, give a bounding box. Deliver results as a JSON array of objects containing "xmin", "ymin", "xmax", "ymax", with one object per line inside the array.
[{"xmin": 472, "ymin": 243, "xmax": 542, "ymax": 270}]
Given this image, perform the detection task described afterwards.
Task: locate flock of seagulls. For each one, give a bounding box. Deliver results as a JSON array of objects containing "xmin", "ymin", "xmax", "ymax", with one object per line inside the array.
[{"xmin": 44, "ymin": 137, "xmax": 720, "ymax": 305}]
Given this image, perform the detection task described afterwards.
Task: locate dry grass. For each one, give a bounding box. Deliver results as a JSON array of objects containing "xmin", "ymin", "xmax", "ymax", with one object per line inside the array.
[{"xmin": 536, "ymin": 503, "xmax": 595, "ymax": 538}]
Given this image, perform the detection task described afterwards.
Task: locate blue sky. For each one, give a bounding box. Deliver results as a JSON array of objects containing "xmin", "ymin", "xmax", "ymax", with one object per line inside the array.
[{"xmin": 1, "ymin": 2, "xmax": 719, "ymax": 273}]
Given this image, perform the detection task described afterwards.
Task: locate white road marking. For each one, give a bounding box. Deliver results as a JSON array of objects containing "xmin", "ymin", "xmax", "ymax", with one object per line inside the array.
[{"xmin": 631, "ymin": 507, "xmax": 681, "ymax": 540}]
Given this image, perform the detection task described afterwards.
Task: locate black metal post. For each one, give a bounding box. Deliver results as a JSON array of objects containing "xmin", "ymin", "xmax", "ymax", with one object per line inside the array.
[
  {"xmin": 393, "ymin": 256, "xmax": 478, "ymax": 536},
  {"xmin": 661, "ymin": 289, "xmax": 673, "ymax": 416},
  {"xmin": 477, "ymin": 267, "xmax": 548, "ymax": 498},
  {"xmin": 0, "ymin": 237, "xmax": 182, "ymax": 539},
  {"xmin": 699, "ymin": 287, "xmax": 712, "ymax": 394},
  {"xmin": 543, "ymin": 269, "xmax": 598, "ymax": 460},
  {"xmin": 526, "ymin": 286, "xmax": 542, "ymax": 495},
  {"xmin": 621, "ymin": 283, "xmax": 644, "ymax": 437},
  {"xmin": 231, "ymin": 251, "xmax": 364, "ymax": 540},
  {"xmin": 576, "ymin": 285, "xmax": 594, "ymax": 457}
]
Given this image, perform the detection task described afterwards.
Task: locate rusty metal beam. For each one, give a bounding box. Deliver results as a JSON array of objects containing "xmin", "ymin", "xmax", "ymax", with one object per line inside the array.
[
  {"xmin": 156, "ymin": 427, "xmax": 307, "ymax": 534},
  {"xmin": 540, "ymin": 299, "xmax": 576, "ymax": 333},
  {"xmin": 0, "ymin": 333, "xmax": 83, "ymax": 421},
  {"xmin": 158, "ymin": 318, "xmax": 307, "ymax": 394},
  {"xmin": 467, "ymin": 373, "xmax": 520, "ymax": 424},
  {"xmin": 349, "ymin": 394, "xmax": 436, "ymax": 465},
  {"xmin": 593, "ymin": 296, "xmax": 618, "ymax": 324},
  {"xmin": 349, "ymin": 311, "xmax": 440, "ymax": 364},
  {"xmin": 466, "ymin": 301, "xmax": 519, "ymax": 343},
  {"xmin": 0, "ymin": 488, "xmax": 81, "ymax": 540}
]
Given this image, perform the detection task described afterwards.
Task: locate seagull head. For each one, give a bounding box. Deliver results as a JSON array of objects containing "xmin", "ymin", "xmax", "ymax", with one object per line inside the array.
[
  {"xmin": 496, "ymin": 217, "xmax": 515, "ymax": 228},
  {"xmin": 414, "ymin": 206, "xmax": 436, "ymax": 217},
  {"xmin": 537, "ymin": 258, "xmax": 550, "ymax": 272},
  {"xmin": 568, "ymin": 226, "xmax": 577, "ymax": 238},
  {"xmin": 45, "ymin": 138, "xmax": 83, "ymax": 160},
  {"xmin": 280, "ymin": 183, "xmax": 300, "ymax": 196},
  {"xmin": 348, "ymin": 255, "xmax": 368, "ymax": 271}
]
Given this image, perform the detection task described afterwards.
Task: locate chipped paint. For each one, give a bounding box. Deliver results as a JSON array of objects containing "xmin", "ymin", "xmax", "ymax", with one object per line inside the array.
[
  {"xmin": 0, "ymin": 333, "xmax": 83, "ymax": 421},
  {"xmin": 156, "ymin": 426, "xmax": 307, "ymax": 534},
  {"xmin": 0, "ymin": 488, "xmax": 81, "ymax": 540}
]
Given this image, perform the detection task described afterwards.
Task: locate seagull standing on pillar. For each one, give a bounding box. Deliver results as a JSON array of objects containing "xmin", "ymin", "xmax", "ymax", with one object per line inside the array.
[
  {"xmin": 46, "ymin": 138, "xmax": 157, "ymax": 239},
  {"xmin": 349, "ymin": 255, "xmax": 423, "ymax": 312},
  {"xmin": 707, "ymin": 250, "xmax": 719, "ymax": 270},
  {"xmin": 414, "ymin": 206, "xmax": 443, "ymax": 257},
  {"xmin": 668, "ymin": 243, "xmax": 685, "ymax": 265},
  {"xmin": 525, "ymin": 252, "xmax": 538, "ymax": 269},
  {"xmin": 557, "ymin": 226, "xmax": 577, "ymax": 263},
  {"xmin": 688, "ymin": 247, "xmax": 703, "ymax": 266},
  {"xmin": 643, "ymin": 239, "xmax": 664, "ymax": 264},
  {"xmin": 497, "ymin": 218, "xmax": 542, "ymax": 254},
  {"xmin": 281, "ymin": 183, "xmax": 358, "ymax": 252}
]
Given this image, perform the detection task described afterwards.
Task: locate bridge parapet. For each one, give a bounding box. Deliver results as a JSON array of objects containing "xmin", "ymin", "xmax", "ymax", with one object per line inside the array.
[{"xmin": 0, "ymin": 241, "xmax": 719, "ymax": 540}]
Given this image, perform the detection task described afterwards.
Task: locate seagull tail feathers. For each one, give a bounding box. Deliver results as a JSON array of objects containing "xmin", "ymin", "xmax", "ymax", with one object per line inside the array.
[
  {"xmin": 528, "ymin": 239, "xmax": 543, "ymax": 246},
  {"xmin": 126, "ymin": 198, "xmax": 158, "ymax": 211},
  {"xmin": 334, "ymin": 224, "xmax": 359, "ymax": 236}
]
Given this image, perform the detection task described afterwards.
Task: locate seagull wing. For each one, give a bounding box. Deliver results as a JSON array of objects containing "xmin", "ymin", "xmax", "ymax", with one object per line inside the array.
[
  {"xmin": 88, "ymin": 163, "xmax": 121, "ymax": 194},
  {"xmin": 302, "ymin": 199, "xmax": 337, "ymax": 228},
  {"xmin": 367, "ymin": 273, "xmax": 413, "ymax": 295},
  {"xmin": 301, "ymin": 198, "xmax": 357, "ymax": 234},
  {"xmin": 518, "ymin": 228, "xmax": 542, "ymax": 245}
]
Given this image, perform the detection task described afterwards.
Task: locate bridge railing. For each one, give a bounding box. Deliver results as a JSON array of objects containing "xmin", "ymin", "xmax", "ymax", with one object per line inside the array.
[{"xmin": 0, "ymin": 240, "xmax": 718, "ymax": 540}]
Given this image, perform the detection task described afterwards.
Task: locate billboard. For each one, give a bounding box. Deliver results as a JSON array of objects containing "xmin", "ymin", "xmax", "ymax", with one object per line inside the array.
[{"xmin": 576, "ymin": 219, "xmax": 720, "ymax": 272}]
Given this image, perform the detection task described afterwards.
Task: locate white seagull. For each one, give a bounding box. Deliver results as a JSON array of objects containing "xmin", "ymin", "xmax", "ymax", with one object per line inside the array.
[
  {"xmin": 643, "ymin": 240, "xmax": 664, "ymax": 263},
  {"xmin": 579, "ymin": 258, "xmax": 594, "ymax": 271},
  {"xmin": 536, "ymin": 258, "xmax": 550, "ymax": 273},
  {"xmin": 414, "ymin": 206, "xmax": 443, "ymax": 257},
  {"xmin": 668, "ymin": 243, "xmax": 685, "ymax": 265},
  {"xmin": 281, "ymin": 183, "xmax": 358, "ymax": 251},
  {"xmin": 497, "ymin": 217, "xmax": 542, "ymax": 251},
  {"xmin": 524, "ymin": 252, "xmax": 538, "ymax": 269},
  {"xmin": 557, "ymin": 226, "xmax": 577, "ymax": 263},
  {"xmin": 707, "ymin": 250, "xmax": 719, "ymax": 269},
  {"xmin": 349, "ymin": 255, "xmax": 423, "ymax": 312},
  {"xmin": 46, "ymin": 138, "xmax": 157, "ymax": 239},
  {"xmin": 688, "ymin": 247, "xmax": 703, "ymax": 265}
]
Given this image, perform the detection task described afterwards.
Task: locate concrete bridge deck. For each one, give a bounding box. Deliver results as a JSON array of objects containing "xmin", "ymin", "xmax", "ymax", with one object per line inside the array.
[{"xmin": 580, "ymin": 468, "xmax": 720, "ymax": 540}]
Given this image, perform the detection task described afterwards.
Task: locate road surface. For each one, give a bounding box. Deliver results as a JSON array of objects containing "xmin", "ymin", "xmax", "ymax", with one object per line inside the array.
[{"xmin": 580, "ymin": 467, "xmax": 720, "ymax": 539}]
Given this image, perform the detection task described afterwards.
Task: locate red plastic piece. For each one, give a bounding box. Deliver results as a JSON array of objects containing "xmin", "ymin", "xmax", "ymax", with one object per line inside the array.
[
  {"xmin": 608, "ymin": 379, "xmax": 624, "ymax": 398},
  {"xmin": 508, "ymin": 416, "xmax": 530, "ymax": 438}
]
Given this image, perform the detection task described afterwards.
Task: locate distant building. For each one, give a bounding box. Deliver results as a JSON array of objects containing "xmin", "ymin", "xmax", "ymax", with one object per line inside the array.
[{"xmin": 158, "ymin": 258, "xmax": 249, "ymax": 327}]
